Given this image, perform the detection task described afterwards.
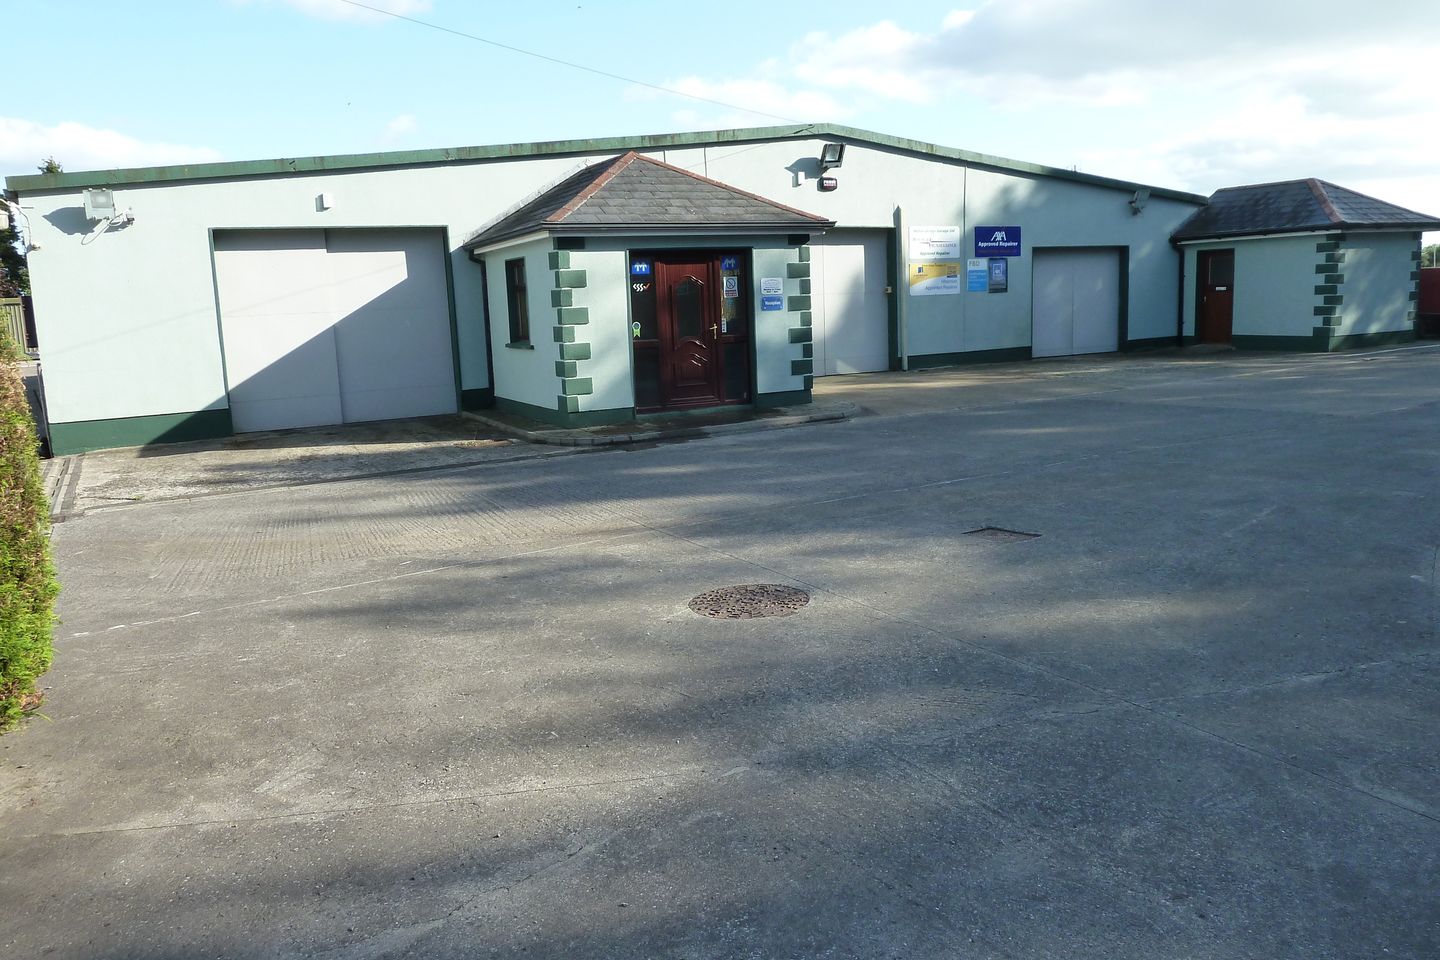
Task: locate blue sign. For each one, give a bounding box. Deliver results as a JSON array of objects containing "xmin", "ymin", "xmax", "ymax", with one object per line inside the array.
[
  {"xmin": 761, "ymin": 295, "xmax": 784, "ymax": 312},
  {"xmin": 630, "ymin": 260, "xmax": 652, "ymax": 276},
  {"xmin": 974, "ymin": 226, "xmax": 1021, "ymax": 258},
  {"xmin": 720, "ymin": 255, "xmax": 739, "ymax": 270},
  {"xmin": 966, "ymin": 261, "xmax": 987, "ymax": 292}
]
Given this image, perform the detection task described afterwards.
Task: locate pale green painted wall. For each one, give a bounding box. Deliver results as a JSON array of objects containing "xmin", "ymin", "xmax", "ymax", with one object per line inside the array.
[
  {"xmin": 1181, "ymin": 235, "xmax": 1322, "ymax": 338},
  {"xmin": 567, "ymin": 248, "xmax": 629, "ymax": 413},
  {"xmin": 1341, "ymin": 232, "xmax": 1420, "ymax": 336},
  {"xmin": 481, "ymin": 238, "xmax": 559, "ymax": 411}
]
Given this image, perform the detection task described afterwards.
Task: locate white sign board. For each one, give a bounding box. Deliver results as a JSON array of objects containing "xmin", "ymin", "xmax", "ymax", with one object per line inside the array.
[
  {"xmin": 909, "ymin": 225, "xmax": 961, "ymax": 261},
  {"xmin": 759, "ymin": 277, "xmax": 784, "ymax": 296}
]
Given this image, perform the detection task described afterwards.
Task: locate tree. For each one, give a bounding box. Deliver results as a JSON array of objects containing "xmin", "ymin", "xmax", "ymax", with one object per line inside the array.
[
  {"xmin": 1423, "ymin": 244, "xmax": 1440, "ymax": 269},
  {"xmin": 0, "ymin": 208, "xmax": 26, "ymax": 298},
  {"xmin": 36, "ymin": 157, "xmax": 61, "ymax": 175}
]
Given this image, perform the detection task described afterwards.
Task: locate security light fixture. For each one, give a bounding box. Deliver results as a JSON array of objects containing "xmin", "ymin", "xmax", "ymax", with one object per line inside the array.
[
  {"xmin": 819, "ymin": 142, "xmax": 846, "ymax": 171},
  {"xmin": 83, "ymin": 188, "xmax": 116, "ymax": 221},
  {"xmin": 1129, "ymin": 188, "xmax": 1150, "ymax": 216}
]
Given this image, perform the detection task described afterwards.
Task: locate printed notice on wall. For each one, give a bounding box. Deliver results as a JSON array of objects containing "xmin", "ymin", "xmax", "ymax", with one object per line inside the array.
[
  {"xmin": 909, "ymin": 225, "xmax": 961, "ymax": 261},
  {"xmin": 760, "ymin": 277, "xmax": 784, "ymax": 296},
  {"xmin": 966, "ymin": 259, "xmax": 988, "ymax": 292},
  {"xmin": 909, "ymin": 261, "xmax": 961, "ymax": 296}
]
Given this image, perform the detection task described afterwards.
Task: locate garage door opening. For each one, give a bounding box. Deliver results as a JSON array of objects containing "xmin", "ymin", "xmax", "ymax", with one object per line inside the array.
[
  {"xmin": 213, "ymin": 229, "xmax": 457, "ymax": 434},
  {"xmin": 1031, "ymin": 248, "xmax": 1123, "ymax": 358},
  {"xmin": 811, "ymin": 230, "xmax": 891, "ymax": 375}
]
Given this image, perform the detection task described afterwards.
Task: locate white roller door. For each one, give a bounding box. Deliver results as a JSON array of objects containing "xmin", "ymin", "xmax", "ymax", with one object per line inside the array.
[
  {"xmin": 1031, "ymin": 249, "xmax": 1121, "ymax": 358},
  {"xmin": 812, "ymin": 230, "xmax": 891, "ymax": 375},
  {"xmin": 214, "ymin": 229, "xmax": 456, "ymax": 433}
]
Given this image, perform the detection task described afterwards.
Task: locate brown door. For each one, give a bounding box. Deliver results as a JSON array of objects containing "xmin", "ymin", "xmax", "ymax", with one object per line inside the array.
[
  {"xmin": 657, "ymin": 257, "xmax": 722, "ymax": 406},
  {"xmin": 1198, "ymin": 250, "xmax": 1234, "ymax": 344}
]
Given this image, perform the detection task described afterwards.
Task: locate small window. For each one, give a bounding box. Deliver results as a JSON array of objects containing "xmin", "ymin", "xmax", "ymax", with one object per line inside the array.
[{"xmin": 505, "ymin": 258, "xmax": 530, "ymax": 343}]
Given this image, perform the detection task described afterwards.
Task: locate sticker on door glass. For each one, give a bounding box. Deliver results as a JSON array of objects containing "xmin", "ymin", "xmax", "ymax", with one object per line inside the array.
[
  {"xmin": 631, "ymin": 260, "xmax": 652, "ymax": 276},
  {"xmin": 720, "ymin": 255, "xmax": 739, "ymax": 270},
  {"xmin": 723, "ymin": 275, "xmax": 740, "ymax": 298}
]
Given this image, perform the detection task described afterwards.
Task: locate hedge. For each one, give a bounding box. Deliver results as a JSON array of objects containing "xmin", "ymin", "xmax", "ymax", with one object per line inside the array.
[{"xmin": 0, "ymin": 330, "xmax": 56, "ymax": 731}]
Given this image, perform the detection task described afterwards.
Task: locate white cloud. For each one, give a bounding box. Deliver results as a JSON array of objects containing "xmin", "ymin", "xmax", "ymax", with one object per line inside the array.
[
  {"xmin": 627, "ymin": 73, "xmax": 851, "ymax": 128},
  {"xmin": 655, "ymin": 2, "xmax": 1440, "ymax": 215},
  {"xmin": 382, "ymin": 113, "xmax": 418, "ymax": 144},
  {"xmin": 230, "ymin": 0, "xmax": 431, "ymax": 22},
  {"xmin": 0, "ymin": 117, "xmax": 222, "ymax": 177}
]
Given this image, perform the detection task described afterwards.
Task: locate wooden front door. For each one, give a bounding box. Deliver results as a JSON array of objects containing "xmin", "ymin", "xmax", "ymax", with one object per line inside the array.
[
  {"xmin": 1198, "ymin": 250, "xmax": 1235, "ymax": 344},
  {"xmin": 630, "ymin": 251, "xmax": 752, "ymax": 412},
  {"xmin": 657, "ymin": 258, "xmax": 721, "ymax": 405}
]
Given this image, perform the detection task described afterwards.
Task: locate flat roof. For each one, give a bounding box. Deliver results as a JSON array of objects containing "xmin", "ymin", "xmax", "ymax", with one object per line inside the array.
[{"xmin": 4, "ymin": 122, "xmax": 1209, "ymax": 204}]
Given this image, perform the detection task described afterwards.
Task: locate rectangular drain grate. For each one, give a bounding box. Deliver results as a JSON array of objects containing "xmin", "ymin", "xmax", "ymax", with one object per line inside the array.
[{"xmin": 964, "ymin": 527, "xmax": 1040, "ymax": 543}]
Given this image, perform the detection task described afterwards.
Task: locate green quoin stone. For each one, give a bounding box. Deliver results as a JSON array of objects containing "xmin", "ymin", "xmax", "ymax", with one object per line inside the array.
[
  {"xmin": 788, "ymin": 327, "xmax": 813, "ymax": 343},
  {"xmin": 801, "ymin": 343, "xmax": 813, "ymax": 358},
  {"xmin": 561, "ymin": 377, "xmax": 593, "ymax": 396},
  {"xmin": 786, "ymin": 261, "xmax": 811, "ymax": 278},
  {"xmin": 551, "ymin": 288, "xmax": 574, "ymax": 308},
  {"xmin": 1315, "ymin": 240, "xmax": 1341, "ymax": 253},
  {"xmin": 558, "ymin": 395, "xmax": 580, "ymax": 414},
  {"xmin": 547, "ymin": 250, "xmax": 570, "ymax": 270},
  {"xmin": 799, "ymin": 311, "xmax": 812, "ymax": 327},
  {"xmin": 552, "ymin": 325, "xmax": 578, "ymax": 343},
  {"xmin": 554, "ymin": 269, "xmax": 587, "ymax": 289},
  {"xmin": 555, "ymin": 360, "xmax": 578, "ymax": 378},
  {"xmin": 558, "ymin": 341, "xmax": 592, "ymax": 361},
  {"xmin": 1321, "ymin": 316, "xmax": 1343, "ymax": 327},
  {"xmin": 798, "ymin": 245, "xmax": 811, "ymax": 262},
  {"xmin": 791, "ymin": 358, "xmax": 813, "ymax": 376},
  {"xmin": 1325, "ymin": 251, "xmax": 1346, "ymax": 264},
  {"xmin": 1314, "ymin": 284, "xmax": 1338, "ymax": 296},
  {"xmin": 556, "ymin": 306, "xmax": 589, "ymax": 325},
  {"xmin": 787, "ymin": 295, "xmax": 812, "ymax": 311},
  {"xmin": 798, "ymin": 278, "xmax": 812, "ymax": 295},
  {"xmin": 1315, "ymin": 262, "xmax": 1339, "ymax": 275},
  {"xmin": 1323, "ymin": 295, "xmax": 1343, "ymax": 306},
  {"xmin": 1314, "ymin": 305, "xmax": 1337, "ymax": 317}
]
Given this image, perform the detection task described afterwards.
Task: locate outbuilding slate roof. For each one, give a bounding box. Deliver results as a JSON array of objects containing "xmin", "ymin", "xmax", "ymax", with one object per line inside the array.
[
  {"xmin": 463, "ymin": 151, "xmax": 834, "ymax": 249},
  {"xmin": 1172, "ymin": 179, "xmax": 1440, "ymax": 242}
]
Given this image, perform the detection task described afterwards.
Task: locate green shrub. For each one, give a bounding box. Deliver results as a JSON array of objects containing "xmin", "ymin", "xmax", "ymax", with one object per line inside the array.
[{"xmin": 0, "ymin": 330, "xmax": 56, "ymax": 731}]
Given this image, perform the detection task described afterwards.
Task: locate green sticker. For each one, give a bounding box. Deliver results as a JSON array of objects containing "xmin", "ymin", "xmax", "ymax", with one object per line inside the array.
[{"xmin": 632, "ymin": 321, "xmax": 642, "ymax": 338}]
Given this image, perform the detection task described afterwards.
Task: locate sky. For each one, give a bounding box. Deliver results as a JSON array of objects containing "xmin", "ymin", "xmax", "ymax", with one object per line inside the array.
[{"xmin": 4, "ymin": 0, "xmax": 1438, "ymax": 241}]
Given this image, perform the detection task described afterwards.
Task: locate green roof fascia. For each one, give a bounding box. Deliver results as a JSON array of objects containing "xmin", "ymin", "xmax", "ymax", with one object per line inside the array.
[{"xmin": 4, "ymin": 122, "xmax": 1209, "ymax": 204}]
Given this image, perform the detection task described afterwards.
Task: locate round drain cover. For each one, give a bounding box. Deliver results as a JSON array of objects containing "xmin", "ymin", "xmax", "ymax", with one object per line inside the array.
[{"xmin": 688, "ymin": 584, "xmax": 811, "ymax": 619}]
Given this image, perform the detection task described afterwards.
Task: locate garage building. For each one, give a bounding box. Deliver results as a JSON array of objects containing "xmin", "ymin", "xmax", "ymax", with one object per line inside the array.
[
  {"xmin": 1173, "ymin": 179, "xmax": 1440, "ymax": 351},
  {"xmin": 0, "ymin": 124, "xmax": 1282, "ymax": 452}
]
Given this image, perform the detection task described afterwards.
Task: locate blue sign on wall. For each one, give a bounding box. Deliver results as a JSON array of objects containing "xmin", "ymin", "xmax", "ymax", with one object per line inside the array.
[
  {"xmin": 720, "ymin": 255, "xmax": 739, "ymax": 270},
  {"xmin": 631, "ymin": 260, "xmax": 652, "ymax": 276},
  {"xmin": 974, "ymin": 226, "xmax": 1022, "ymax": 258},
  {"xmin": 761, "ymin": 295, "xmax": 784, "ymax": 311}
]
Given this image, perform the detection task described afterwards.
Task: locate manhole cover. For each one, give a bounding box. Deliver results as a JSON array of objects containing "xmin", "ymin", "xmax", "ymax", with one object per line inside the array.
[
  {"xmin": 688, "ymin": 584, "xmax": 811, "ymax": 619},
  {"xmin": 964, "ymin": 527, "xmax": 1040, "ymax": 543}
]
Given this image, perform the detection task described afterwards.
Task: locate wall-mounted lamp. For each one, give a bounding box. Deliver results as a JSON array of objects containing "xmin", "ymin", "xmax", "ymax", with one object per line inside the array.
[
  {"xmin": 83, "ymin": 188, "xmax": 116, "ymax": 221},
  {"xmin": 819, "ymin": 142, "xmax": 846, "ymax": 171},
  {"xmin": 1129, "ymin": 188, "xmax": 1150, "ymax": 216}
]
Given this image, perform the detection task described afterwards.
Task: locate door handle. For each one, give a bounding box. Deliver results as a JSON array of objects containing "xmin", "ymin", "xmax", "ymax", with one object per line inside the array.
[{"xmin": 711, "ymin": 324, "xmax": 718, "ymax": 338}]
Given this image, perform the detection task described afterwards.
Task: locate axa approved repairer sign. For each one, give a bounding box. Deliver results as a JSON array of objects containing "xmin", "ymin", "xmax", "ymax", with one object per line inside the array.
[{"xmin": 974, "ymin": 226, "xmax": 1022, "ymax": 258}]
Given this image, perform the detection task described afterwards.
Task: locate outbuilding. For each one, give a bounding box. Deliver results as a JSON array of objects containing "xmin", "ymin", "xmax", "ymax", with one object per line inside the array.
[
  {"xmin": 1172, "ymin": 179, "xmax": 1439, "ymax": 351},
  {"xmin": 0, "ymin": 123, "xmax": 1233, "ymax": 452}
]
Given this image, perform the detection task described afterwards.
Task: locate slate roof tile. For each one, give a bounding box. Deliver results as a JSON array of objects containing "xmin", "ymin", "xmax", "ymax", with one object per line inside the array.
[
  {"xmin": 465, "ymin": 152, "xmax": 833, "ymax": 248},
  {"xmin": 1172, "ymin": 179, "xmax": 1440, "ymax": 241}
]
